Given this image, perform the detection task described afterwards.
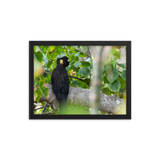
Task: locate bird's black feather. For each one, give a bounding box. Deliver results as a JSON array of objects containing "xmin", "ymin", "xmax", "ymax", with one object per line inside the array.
[{"xmin": 51, "ymin": 56, "xmax": 69, "ymax": 112}]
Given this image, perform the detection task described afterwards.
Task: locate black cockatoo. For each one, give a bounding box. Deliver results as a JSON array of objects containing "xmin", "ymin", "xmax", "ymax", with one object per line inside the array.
[{"xmin": 51, "ymin": 56, "xmax": 69, "ymax": 112}]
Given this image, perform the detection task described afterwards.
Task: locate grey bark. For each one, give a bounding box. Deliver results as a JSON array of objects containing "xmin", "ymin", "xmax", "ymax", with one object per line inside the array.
[
  {"xmin": 90, "ymin": 46, "xmax": 103, "ymax": 114},
  {"xmin": 40, "ymin": 83, "xmax": 125, "ymax": 114}
]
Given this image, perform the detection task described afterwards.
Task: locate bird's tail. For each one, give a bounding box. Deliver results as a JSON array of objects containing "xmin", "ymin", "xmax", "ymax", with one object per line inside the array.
[{"xmin": 59, "ymin": 100, "xmax": 68, "ymax": 114}]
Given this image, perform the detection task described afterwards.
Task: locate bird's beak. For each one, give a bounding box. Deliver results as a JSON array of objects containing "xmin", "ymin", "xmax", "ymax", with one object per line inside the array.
[{"xmin": 67, "ymin": 59, "xmax": 69, "ymax": 62}]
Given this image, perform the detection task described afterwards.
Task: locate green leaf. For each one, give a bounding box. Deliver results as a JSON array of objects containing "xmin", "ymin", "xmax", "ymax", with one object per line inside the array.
[
  {"xmin": 43, "ymin": 46, "xmax": 49, "ymax": 54},
  {"xmin": 47, "ymin": 51, "xmax": 50, "ymax": 60},
  {"xmin": 36, "ymin": 95, "xmax": 41, "ymax": 102},
  {"xmin": 117, "ymin": 63, "xmax": 126, "ymax": 69},
  {"xmin": 110, "ymin": 47, "xmax": 121, "ymax": 60},
  {"xmin": 60, "ymin": 51, "xmax": 66, "ymax": 57},
  {"xmin": 50, "ymin": 51, "xmax": 58, "ymax": 59},
  {"xmin": 70, "ymin": 54, "xmax": 79, "ymax": 61},
  {"xmin": 34, "ymin": 46, "xmax": 37, "ymax": 52},
  {"xmin": 81, "ymin": 61, "xmax": 91, "ymax": 67},
  {"xmin": 46, "ymin": 74, "xmax": 51, "ymax": 83},
  {"xmin": 104, "ymin": 63, "xmax": 112, "ymax": 71},
  {"xmin": 119, "ymin": 76, "xmax": 126, "ymax": 89},
  {"xmin": 41, "ymin": 87, "xmax": 49, "ymax": 98},
  {"xmin": 101, "ymin": 74, "xmax": 104, "ymax": 81},
  {"xmin": 34, "ymin": 51, "xmax": 43, "ymax": 63},
  {"xmin": 76, "ymin": 80, "xmax": 84, "ymax": 88},
  {"xmin": 36, "ymin": 86, "xmax": 42, "ymax": 96},
  {"xmin": 64, "ymin": 49, "xmax": 69, "ymax": 57},
  {"xmin": 38, "ymin": 46, "xmax": 49, "ymax": 54},
  {"xmin": 57, "ymin": 46, "xmax": 63, "ymax": 55},
  {"xmin": 83, "ymin": 83, "xmax": 89, "ymax": 89},
  {"xmin": 103, "ymin": 88, "xmax": 111, "ymax": 95},
  {"xmin": 37, "ymin": 80, "xmax": 43, "ymax": 88},
  {"xmin": 122, "ymin": 70, "xmax": 126, "ymax": 80},
  {"xmin": 112, "ymin": 62, "xmax": 116, "ymax": 68},
  {"xmin": 69, "ymin": 60, "xmax": 75, "ymax": 65},
  {"xmin": 79, "ymin": 52, "xmax": 86, "ymax": 58},
  {"xmin": 38, "ymin": 46, "xmax": 44, "ymax": 53},
  {"xmin": 71, "ymin": 81, "xmax": 78, "ymax": 87},
  {"xmin": 74, "ymin": 61, "xmax": 81, "ymax": 68},
  {"xmin": 34, "ymin": 91, "xmax": 38, "ymax": 99},
  {"xmin": 49, "ymin": 46, "xmax": 55, "ymax": 51},
  {"xmin": 34, "ymin": 90, "xmax": 41, "ymax": 102},
  {"xmin": 116, "ymin": 50, "xmax": 121, "ymax": 59},
  {"xmin": 46, "ymin": 60, "xmax": 52, "ymax": 68},
  {"xmin": 111, "ymin": 47, "xmax": 117, "ymax": 55},
  {"xmin": 70, "ymin": 66, "xmax": 79, "ymax": 72},
  {"xmin": 75, "ymin": 53, "xmax": 80, "ymax": 57},
  {"xmin": 104, "ymin": 77, "xmax": 110, "ymax": 83},
  {"xmin": 106, "ymin": 66, "xmax": 119, "ymax": 83},
  {"xmin": 84, "ymin": 78, "xmax": 90, "ymax": 84},
  {"xmin": 108, "ymin": 80, "xmax": 121, "ymax": 92},
  {"xmin": 103, "ymin": 83, "xmax": 109, "ymax": 88},
  {"xmin": 119, "ymin": 86, "xmax": 126, "ymax": 94},
  {"xmin": 79, "ymin": 67, "xmax": 90, "ymax": 77},
  {"xmin": 34, "ymin": 79, "xmax": 37, "ymax": 86},
  {"xmin": 104, "ymin": 65, "xmax": 107, "ymax": 71}
]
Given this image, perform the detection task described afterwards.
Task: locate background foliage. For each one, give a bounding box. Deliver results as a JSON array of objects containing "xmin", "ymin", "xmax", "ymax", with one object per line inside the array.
[{"xmin": 34, "ymin": 45, "xmax": 126, "ymax": 114}]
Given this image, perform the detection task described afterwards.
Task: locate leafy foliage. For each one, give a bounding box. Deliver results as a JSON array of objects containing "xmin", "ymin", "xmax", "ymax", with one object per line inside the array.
[
  {"xmin": 108, "ymin": 80, "xmax": 121, "ymax": 92},
  {"xmin": 122, "ymin": 70, "xmax": 126, "ymax": 80},
  {"xmin": 79, "ymin": 67, "xmax": 90, "ymax": 77},
  {"xmin": 34, "ymin": 45, "xmax": 126, "ymax": 114},
  {"xmin": 106, "ymin": 66, "xmax": 119, "ymax": 83}
]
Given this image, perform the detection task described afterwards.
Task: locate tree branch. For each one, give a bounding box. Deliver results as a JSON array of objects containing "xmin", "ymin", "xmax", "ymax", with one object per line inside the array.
[
  {"xmin": 34, "ymin": 106, "xmax": 44, "ymax": 111},
  {"xmin": 40, "ymin": 83, "xmax": 126, "ymax": 114},
  {"xmin": 42, "ymin": 103, "xmax": 48, "ymax": 114},
  {"xmin": 44, "ymin": 71, "xmax": 89, "ymax": 85}
]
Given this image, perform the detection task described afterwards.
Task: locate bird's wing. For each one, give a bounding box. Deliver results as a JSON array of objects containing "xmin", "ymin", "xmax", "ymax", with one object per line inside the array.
[{"xmin": 51, "ymin": 68, "xmax": 69, "ymax": 102}]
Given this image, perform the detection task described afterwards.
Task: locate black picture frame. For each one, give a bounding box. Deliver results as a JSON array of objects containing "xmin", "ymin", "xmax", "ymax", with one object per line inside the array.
[{"xmin": 29, "ymin": 41, "xmax": 131, "ymax": 119}]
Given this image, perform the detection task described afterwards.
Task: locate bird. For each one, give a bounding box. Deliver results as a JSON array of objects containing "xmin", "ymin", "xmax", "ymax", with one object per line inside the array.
[{"xmin": 51, "ymin": 56, "xmax": 69, "ymax": 113}]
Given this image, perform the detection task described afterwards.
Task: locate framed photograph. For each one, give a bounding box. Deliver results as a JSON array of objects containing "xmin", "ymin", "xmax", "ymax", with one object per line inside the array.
[{"xmin": 29, "ymin": 41, "xmax": 131, "ymax": 119}]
